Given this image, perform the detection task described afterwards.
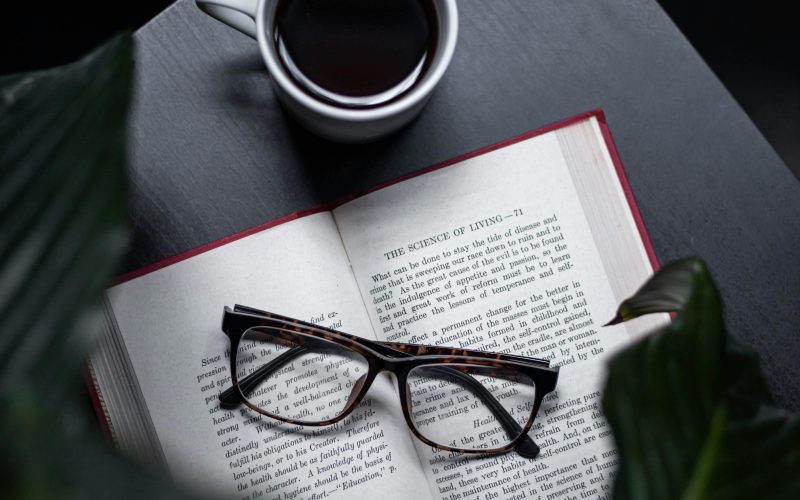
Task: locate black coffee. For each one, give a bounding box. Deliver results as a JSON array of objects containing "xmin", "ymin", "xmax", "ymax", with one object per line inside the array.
[{"xmin": 274, "ymin": 0, "xmax": 437, "ymax": 108}]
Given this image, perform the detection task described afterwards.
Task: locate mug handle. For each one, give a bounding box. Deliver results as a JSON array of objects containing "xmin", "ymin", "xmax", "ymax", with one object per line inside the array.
[{"xmin": 196, "ymin": 0, "xmax": 259, "ymax": 39}]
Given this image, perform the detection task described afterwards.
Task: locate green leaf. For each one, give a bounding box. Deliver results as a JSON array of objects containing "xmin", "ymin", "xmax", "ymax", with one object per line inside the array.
[
  {"xmin": 0, "ymin": 34, "xmax": 132, "ymax": 394},
  {"xmin": 602, "ymin": 258, "xmax": 800, "ymax": 499},
  {"xmin": 0, "ymin": 35, "xmax": 204, "ymax": 499},
  {"xmin": 605, "ymin": 257, "xmax": 704, "ymax": 325}
]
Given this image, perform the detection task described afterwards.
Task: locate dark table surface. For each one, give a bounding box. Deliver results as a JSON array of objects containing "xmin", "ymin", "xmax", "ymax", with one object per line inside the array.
[{"xmin": 129, "ymin": 0, "xmax": 800, "ymax": 409}]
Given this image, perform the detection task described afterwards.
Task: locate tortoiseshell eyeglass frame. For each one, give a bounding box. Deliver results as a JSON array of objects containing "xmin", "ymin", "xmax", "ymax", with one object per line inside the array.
[{"xmin": 219, "ymin": 304, "xmax": 560, "ymax": 459}]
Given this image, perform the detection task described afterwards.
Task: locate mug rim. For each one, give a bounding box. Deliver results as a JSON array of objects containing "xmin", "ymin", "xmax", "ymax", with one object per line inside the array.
[{"xmin": 255, "ymin": 0, "xmax": 458, "ymax": 123}]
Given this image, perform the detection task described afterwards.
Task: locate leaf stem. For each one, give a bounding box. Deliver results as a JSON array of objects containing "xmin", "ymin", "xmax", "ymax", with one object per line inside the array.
[{"xmin": 682, "ymin": 405, "xmax": 727, "ymax": 500}]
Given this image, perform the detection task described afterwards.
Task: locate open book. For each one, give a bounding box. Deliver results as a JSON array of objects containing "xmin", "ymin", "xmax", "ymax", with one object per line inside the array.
[{"xmin": 90, "ymin": 111, "xmax": 668, "ymax": 500}]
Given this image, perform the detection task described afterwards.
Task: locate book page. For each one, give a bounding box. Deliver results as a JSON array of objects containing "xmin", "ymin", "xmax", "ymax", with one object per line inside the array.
[
  {"xmin": 96, "ymin": 212, "xmax": 431, "ymax": 500},
  {"xmin": 334, "ymin": 117, "xmax": 667, "ymax": 499}
]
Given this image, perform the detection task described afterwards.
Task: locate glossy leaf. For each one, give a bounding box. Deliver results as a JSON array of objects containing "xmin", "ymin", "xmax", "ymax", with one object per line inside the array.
[
  {"xmin": 603, "ymin": 258, "xmax": 800, "ymax": 499},
  {"xmin": 604, "ymin": 257, "xmax": 701, "ymax": 325},
  {"xmin": 0, "ymin": 35, "xmax": 202, "ymax": 499},
  {"xmin": 0, "ymin": 35, "xmax": 132, "ymax": 394}
]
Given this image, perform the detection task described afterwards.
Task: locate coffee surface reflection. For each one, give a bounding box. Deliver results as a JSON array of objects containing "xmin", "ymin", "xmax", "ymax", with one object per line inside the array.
[{"xmin": 274, "ymin": 0, "xmax": 438, "ymax": 108}]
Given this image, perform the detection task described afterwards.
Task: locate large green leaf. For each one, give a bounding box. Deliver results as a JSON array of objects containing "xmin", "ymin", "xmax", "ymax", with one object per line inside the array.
[
  {"xmin": 0, "ymin": 35, "xmax": 131, "ymax": 393},
  {"xmin": 0, "ymin": 35, "xmax": 202, "ymax": 499},
  {"xmin": 603, "ymin": 258, "xmax": 800, "ymax": 499}
]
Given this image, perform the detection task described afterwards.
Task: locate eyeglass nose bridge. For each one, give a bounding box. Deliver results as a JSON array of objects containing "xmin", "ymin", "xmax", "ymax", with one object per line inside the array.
[
  {"xmin": 368, "ymin": 351, "xmax": 416, "ymax": 372},
  {"xmin": 346, "ymin": 352, "xmax": 414, "ymax": 402}
]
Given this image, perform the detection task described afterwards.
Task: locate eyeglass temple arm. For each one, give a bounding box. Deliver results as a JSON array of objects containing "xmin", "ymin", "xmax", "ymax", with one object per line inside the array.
[
  {"xmin": 381, "ymin": 348, "xmax": 539, "ymax": 459},
  {"xmin": 219, "ymin": 345, "xmax": 539, "ymax": 458},
  {"xmin": 383, "ymin": 342, "xmax": 550, "ymax": 368},
  {"xmin": 420, "ymin": 365, "xmax": 539, "ymax": 458},
  {"xmin": 218, "ymin": 345, "xmax": 308, "ymax": 408}
]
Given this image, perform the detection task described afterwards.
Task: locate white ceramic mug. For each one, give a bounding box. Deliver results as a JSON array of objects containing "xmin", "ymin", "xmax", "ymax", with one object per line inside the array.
[{"xmin": 196, "ymin": 0, "xmax": 458, "ymax": 143}]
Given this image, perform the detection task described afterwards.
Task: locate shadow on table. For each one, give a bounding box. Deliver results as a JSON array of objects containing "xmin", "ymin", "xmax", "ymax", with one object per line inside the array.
[
  {"xmin": 212, "ymin": 51, "xmax": 423, "ymax": 204},
  {"xmin": 281, "ymin": 116, "xmax": 423, "ymax": 203}
]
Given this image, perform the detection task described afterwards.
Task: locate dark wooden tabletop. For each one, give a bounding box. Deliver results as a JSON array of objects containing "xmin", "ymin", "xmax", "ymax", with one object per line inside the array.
[{"xmin": 129, "ymin": 0, "xmax": 800, "ymax": 409}]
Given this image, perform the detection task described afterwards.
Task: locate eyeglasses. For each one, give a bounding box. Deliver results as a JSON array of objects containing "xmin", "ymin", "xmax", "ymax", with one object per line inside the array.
[{"xmin": 219, "ymin": 305, "xmax": 559, "ymax": 458}]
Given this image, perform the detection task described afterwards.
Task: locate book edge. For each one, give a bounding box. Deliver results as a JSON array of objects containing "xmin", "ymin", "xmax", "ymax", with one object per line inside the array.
[
  {"xmin": 86, "ymin": 361, "xmax": 115, "ymax": 442},
  {"xmin": 112, "ymin": 207, "xmax": 329, "ymax": 285},
  {"xmin": 593, "ymin": 113, "xmax": 660, "ymax": 272}
]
